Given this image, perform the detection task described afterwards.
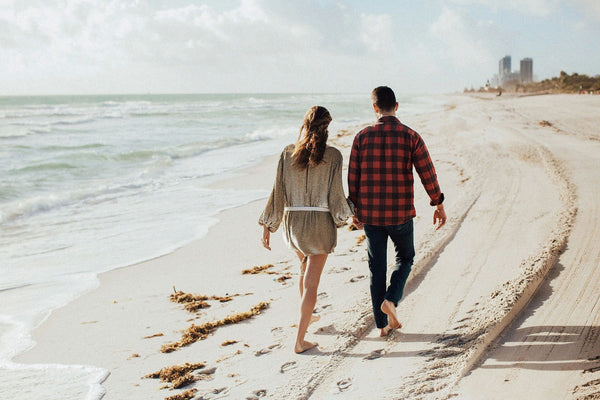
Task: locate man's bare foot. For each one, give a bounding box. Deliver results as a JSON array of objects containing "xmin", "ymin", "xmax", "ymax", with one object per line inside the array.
[
  {"xmin": 381, "ymin": 300, "xmax": 402, "ymax": 330},
  {"xmin": 294, "ymin": 340, "xmax": 318, "ymax": 354},
  {"xmin": 379, "ymin": 325, "xmax": 393, "ymax": 337}
]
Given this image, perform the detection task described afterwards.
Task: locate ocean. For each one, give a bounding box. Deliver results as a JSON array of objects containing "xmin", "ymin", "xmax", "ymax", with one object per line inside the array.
[{"xmin": 0, "ymin": 93, "xmax": 445, "ymax": 399}]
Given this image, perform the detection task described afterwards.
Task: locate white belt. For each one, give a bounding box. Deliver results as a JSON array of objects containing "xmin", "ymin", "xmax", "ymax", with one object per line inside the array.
[{"xmin": 285, "ymin": 206, "xmax": 330, "ymax": 212}]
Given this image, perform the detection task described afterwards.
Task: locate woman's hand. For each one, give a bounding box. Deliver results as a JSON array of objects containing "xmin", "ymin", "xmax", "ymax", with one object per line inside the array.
[{"xmin": 261, "ymin": 225, "xmax": 271, "ymax": 250}]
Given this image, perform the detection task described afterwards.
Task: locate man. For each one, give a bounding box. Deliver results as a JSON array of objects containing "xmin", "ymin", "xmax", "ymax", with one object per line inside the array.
[{"xmin": 348, "ymin": 86, "xmax": 446, "ymax": 337}]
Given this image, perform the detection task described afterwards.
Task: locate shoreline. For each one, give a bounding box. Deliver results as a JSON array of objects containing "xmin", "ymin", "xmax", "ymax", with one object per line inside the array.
[{"xmin": 12, "ymin": 150, "xmax": 291, "ymax": 398}]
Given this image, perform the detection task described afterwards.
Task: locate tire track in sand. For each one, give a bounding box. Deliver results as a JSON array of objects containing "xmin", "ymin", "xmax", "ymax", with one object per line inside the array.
[{"xmin": 455, "ymin": 98, "xmax": 600, "ymax": 400}]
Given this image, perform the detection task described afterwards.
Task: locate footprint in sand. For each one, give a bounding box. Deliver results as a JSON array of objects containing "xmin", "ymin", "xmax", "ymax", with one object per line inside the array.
[
  {"xmin": 270, "ymin": 326, "xmax": 284, "ymax": 336},
  {"xmin": 337, "ymin": 378, "xmax": 352, "ymax": 392},
  {"xmin": 254, "ymin": 343, "xmax": 281, "ymax": 356},
  {"xmin": 313, "ymin": 304, "xmax": 331, "ymax": 313},
  {"xmin": 364, "ymin": 349, "xmax": 386, "ymax": 360},
  {"xmin": 198, "ymin": 366, "xmax": 217, "ymax": 380},
  {"xmin": 330, "ymin": 266, "xmax": 351, "ymax": 274},
  {"xmin": 198, "ymin": 387, "xmax": 230, "ymax": 400},
  {"xmin": 280, "ymin": 361, "xmax": 297, "ymax": 373},
  {"xmin": 315, "ymin": 324, "xmax": 337, "ymax": 335},
  {"xmin": 349, "ymin": 275, "xmax": 366, "ymax": 283},
  {"xmin": 246, "ymin": 389, "xmax": 267, "ymax": 399}
]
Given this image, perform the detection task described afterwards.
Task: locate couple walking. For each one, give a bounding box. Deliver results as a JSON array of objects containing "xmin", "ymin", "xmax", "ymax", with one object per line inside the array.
[{"xmin": 259, "ymin": 86, "xmax": 446, "ymax": 353}]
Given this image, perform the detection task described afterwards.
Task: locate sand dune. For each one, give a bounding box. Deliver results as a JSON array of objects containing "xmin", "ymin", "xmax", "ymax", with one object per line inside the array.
[{"xmin": 15, "ymin": 94, "xmax": 600, "ymax": 400}]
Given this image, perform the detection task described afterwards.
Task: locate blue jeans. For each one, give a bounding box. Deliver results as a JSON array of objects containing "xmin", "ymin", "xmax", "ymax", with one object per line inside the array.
[{"xmin": 364, "ymin": 220, "xmax": 415, "ymax": 328}]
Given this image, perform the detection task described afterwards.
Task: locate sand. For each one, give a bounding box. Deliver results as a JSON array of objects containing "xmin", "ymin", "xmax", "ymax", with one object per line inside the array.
[{"xmin": 14, "ymin": 93, "xmax": 600, "ymax": 400}]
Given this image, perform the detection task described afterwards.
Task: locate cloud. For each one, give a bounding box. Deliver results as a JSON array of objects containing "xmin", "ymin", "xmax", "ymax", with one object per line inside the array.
[
  {"xmin": 448, "ymin": 0, "xmax": 562, "ymax": 17},
  {"xmin": 575, "ymin": 0, "xmax": 600, "ymax": 21},
  {"xmin": 430, "ymin": 7, "xmax": 495, "ymax": 68},
  {"xmin": 360, "ymin": 13, "xmax": 395, "ymax": 53},
  {"xmin": 0, "ymin": 0, "xmax": 394, "ymax": 93},
  {"xmin": 5, "ymin": 0, "xmax": 592, "ymax": 94}
]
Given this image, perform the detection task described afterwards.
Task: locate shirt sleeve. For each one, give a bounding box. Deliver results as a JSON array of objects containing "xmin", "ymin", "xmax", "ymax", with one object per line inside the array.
[
  {"xmin": 347, "ymin": 134, "xmax": 360, "ymax": 210},
  {"xmin": 328, "ymin": 151, "xmax": 354, "ymax": 227},
  {"xmin": 412, "ymin": 134, "xmax": 444, "ymax": 206},
  {"xmin": 258, "ymin": 150, "xmax": 286, "ymax": 232}
]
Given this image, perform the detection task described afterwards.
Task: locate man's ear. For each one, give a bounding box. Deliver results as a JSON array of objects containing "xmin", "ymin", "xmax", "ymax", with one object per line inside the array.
[
  {"xmin": 394, "ymin": 102, "xmax": 399, "ymax": 112},
  {"xmin": 373, "ymin": 104, "xmax": 380, "ymax": 114}
]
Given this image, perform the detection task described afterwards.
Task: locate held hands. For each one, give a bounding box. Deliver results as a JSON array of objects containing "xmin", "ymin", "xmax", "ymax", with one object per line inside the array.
[
  {"xmin": 352, "ymin": 215, "xmax": 364, "ymax": 230},
  {"xmin": 433, "ymin": 205, "xmax": 447, "ymax": 230},
  {"xmin": 261, "ymin": 225, "xmax": 271, "ymax": 250}
]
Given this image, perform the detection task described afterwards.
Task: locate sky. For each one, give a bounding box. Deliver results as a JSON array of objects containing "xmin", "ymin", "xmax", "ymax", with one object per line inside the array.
[{"xmin": 1, "ymin": 0, "xmax": 599, "ymax": 95}]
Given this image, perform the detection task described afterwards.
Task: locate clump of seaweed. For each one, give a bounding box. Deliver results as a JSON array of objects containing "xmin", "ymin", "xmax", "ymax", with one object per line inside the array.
[
  {"xmin": 161, "ymin": 302, "xmax": 270, "ymax": 353},
  {"xmin": 165, "ymin": 388, "xmax": 197, "ymax": 400},
  {"xmin": 242, "ymin": 264, "xmax": 276, "ymax": 274},
  {"xmin": 170, "ymin": 288, "xmax": 236, "ymax": 313},
  {"xmin": 221, "ymin": 340, "xmax": 238, "ymax": 346},
  {"xmin": 143, "ymin": 333, "xmax": 164, "ymax": 339},
  {"xmin": 171, "ymin": 291, "xmax": 210, "ymax": 312},
  {"xmin": 276, "ymin": 275, "xmax": 292, "ymax": 283},
  {"xmin": 144, "ymin": 362, "xmax": 206, "ymax": 390},
  {"xmin": 356, "ymin": 234, "xmax": 366, "ymax": 245}
]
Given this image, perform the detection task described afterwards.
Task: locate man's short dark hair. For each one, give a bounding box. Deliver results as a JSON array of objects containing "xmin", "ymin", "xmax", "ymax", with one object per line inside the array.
[{"xmin": 371, "ymin": 86, "xmax": 396, "ymax": 112}]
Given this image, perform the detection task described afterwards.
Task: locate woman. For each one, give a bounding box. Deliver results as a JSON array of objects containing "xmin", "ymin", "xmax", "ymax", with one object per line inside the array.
[{"xmin": 259, "ymin": 105, "xmax": 353, "ymax": 353}]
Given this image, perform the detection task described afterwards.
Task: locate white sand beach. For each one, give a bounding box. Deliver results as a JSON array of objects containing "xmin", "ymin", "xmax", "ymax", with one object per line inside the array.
[{"xmin": 15, "ymin": 93, "xmax": 600, "ymax": 400}]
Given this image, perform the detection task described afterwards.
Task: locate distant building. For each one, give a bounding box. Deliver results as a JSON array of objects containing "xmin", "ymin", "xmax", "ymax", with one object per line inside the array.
[
  {"xmin": 496, "ymin": 55, "xmax": 534, "ymax": 86},
  {"xmin": 520, "ymin": 58, "xmax": 533, "ymax": 83},
  {"xmin": 499, "ymin": 55, "xmax": 511, "ymax": 85}
]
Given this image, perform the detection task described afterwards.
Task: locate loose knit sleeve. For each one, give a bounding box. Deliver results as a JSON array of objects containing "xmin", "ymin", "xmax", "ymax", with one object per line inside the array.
[
  {"xmin": 258, "ymin": 150, "xmax": 286, "ymax": 232},
  {"xmin": 328, "ymin": 150, "xmax": 353, "ymax": 227}
]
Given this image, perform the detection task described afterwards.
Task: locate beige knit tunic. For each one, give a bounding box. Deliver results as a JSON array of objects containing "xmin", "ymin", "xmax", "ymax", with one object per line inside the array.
[{"xmin": 259, "ymin": 144, "xmax": 353, "ymax": 255}]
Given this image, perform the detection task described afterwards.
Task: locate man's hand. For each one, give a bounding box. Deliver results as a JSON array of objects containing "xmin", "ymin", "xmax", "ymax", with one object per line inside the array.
[
  {"xmin": 261, "ymin": 225, "xmax": 271, "ymax": 250},
  {"xmin": 433, "ymin": 205, "xmax": 447, "ymax": 230}
]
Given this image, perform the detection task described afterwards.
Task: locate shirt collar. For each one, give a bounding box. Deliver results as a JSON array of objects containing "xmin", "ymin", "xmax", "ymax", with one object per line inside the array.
[{"xmin": 377, "ymin": 115, "xmax": 399, "ymax": 123}]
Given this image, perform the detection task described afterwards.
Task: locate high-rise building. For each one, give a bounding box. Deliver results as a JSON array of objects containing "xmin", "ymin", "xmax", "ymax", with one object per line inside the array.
[
  {"xmin": 520, "ymin": 58, "xmax": 533, "ymax": 83},
  {"xmin": 499, "ymin": 55, "xmax": 511, "ymax": 84}
]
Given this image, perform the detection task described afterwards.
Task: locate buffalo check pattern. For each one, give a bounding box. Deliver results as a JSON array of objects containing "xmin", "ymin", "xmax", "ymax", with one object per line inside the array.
[{"xmin": 348, "ymin": 116, "xmax": 444, "ymax": 226}]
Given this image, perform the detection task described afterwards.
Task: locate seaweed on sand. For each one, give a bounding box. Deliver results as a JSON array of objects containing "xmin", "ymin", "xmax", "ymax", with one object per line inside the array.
[
  {"xmin": 356, "ymin": 234, "xmax": 366, "ymax": 245},
  {"xmin": 143, "ymin": 333, "xmax": 164, "ymax": 339},
  {"xmin": 144, "ymin": 362, "xmax": 206, "ymax": 389},
  {"xmin": 161, "ymin": 302, "xmax": 270, "ymax": 353},
  {"xmin": 276, "ymin": 275, "xmax": 292, "ymax": 283},
  {"xmin": 170, "ymin": 288, "xmax": 235, "ymax": 313},
  {"xmin": 164, "ymin": 388, "xmax": 197, "ymax": 400},
  {"xmin": 241, "ymin": 264, "xmax": 276, "ymax": 274}
]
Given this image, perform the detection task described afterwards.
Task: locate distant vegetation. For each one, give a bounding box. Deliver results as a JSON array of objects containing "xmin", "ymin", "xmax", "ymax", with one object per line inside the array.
[
  {"xmin": 465, "ymin": 71, "xmax": 600, "ymax": 94},
  {"xmin": 517, "ymin": 71, "xmax": 600, "ymax": 94}
]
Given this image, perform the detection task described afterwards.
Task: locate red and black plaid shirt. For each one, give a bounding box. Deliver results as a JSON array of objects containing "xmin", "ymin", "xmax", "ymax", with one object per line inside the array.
[{"xmin": 348, "ymin": 116, "xmax": 444, "ymax": 226}]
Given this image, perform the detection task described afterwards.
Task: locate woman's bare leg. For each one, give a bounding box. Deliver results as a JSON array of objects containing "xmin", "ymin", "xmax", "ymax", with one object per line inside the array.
[
  {"xmin": 295, "ymin": 254, "xmax": 327, "ymax": 353},
  {"xmin": 294, "ymin": 251, "xmax": 307, "ymax": 297}
]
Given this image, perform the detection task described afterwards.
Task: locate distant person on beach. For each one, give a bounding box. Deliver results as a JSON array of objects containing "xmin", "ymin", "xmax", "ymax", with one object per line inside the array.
[
  {"xmin": 348, "ymin": 86, "xmax": 446, "ymax": 337},
  {"xmin": 259, "ymin": 106, "xmax": 353, "ymax": 353}
]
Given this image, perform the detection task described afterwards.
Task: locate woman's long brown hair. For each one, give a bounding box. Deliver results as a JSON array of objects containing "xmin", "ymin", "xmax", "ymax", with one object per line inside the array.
[{"xmin": 292, "ymin": 106, "xmax": 331, "ymax": 168}]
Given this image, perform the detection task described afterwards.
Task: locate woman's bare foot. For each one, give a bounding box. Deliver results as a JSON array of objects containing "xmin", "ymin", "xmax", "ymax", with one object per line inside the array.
[
  {"xmin": 309, "ymin": 314, "xmax": 321, "ymax": 325},
  {"xmin": 294, "ymin": 340, "xmax": 318, "ymax": 354},
  {"xmin": 381, "ymin": 300, "xmax": 402, "ymax": 330}
]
